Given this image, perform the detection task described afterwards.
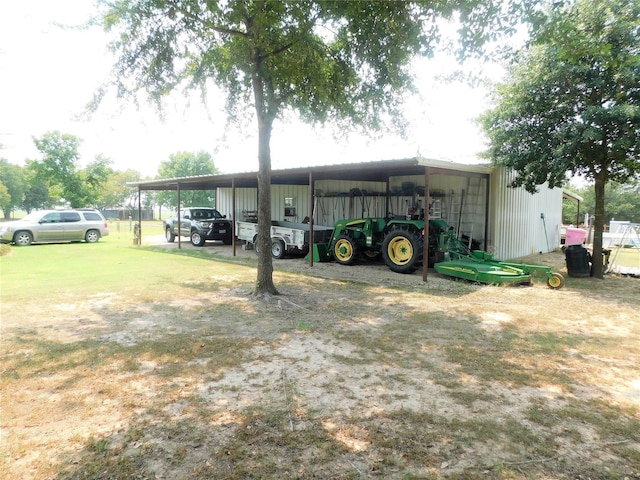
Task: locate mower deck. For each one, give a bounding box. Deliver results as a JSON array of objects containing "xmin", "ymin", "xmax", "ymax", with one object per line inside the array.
[
  {"xmin": 434, "ymin": 260, "xmax": 533, "ymax": 285},
  {"xmin": 434, "ymin": 246, "xmax": 564, "ymax": 289}
]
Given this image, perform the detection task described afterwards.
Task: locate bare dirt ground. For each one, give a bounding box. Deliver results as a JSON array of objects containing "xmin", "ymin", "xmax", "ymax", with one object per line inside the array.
[{"xmin": 2, "ymin": 238, "xmax": 639, "ymax": 479}]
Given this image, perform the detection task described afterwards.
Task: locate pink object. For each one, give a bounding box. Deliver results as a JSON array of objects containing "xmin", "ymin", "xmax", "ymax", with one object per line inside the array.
[{"xmin": 565, "ymin": 227, "xmax": 587, "ymax": 245}]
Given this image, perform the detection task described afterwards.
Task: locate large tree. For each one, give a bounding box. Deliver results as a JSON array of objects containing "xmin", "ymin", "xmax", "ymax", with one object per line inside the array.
[
  {"xmin": 81, "ymin": 155, "xmax": 114, "ymax": 207},
  {"xmin": 101, "ymin": 0, "xmax": 538, "ymax": 295},
  {"xmin": 22, "ymin": 179, "xmax": 51, "ymax": 213},
  {"xmin": 156, "ymin": 151, "xmax": 218, "ymax": 208},
  {"xmin": 27, "ymin": 132, "xmax": 83, "ymax": 207},
  {"xmin": 480, "ymin": 0, "xmax": 640, "ymax": 279},
  {"xmin": 28, "ymin": 131, "xmax": 112, "ymax": 208},
  {"xmin": 0, "ymin": 160, "xmax": 27, "ymax": 219},
  {"xmin": 96, "ymin": 168, "xmax": 144, "ymax": 213}
]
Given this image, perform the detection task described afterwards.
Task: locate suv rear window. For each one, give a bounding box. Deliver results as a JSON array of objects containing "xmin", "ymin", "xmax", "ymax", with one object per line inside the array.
[
  {"xmin": 62, "ymin": 212, "xmax": 82, "ymax": 222},
  {"xmin": 82, "ymin": 212, "xmax": 103, "ymax": 221}
]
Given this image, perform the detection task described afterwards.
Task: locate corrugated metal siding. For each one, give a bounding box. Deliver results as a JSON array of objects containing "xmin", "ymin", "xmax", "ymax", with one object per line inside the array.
[
  {"xmin": 272, "ymin": 185, "xmax": 311, "ymax": 223},
  {"xmin": 315, "ymin": 179, "xmax": 387, "ymax": 225},
  {"xmin": 216, "ymin": 188, "xmax": 256, "ymax": 221},
  {"xmin": 217, "ymin": 173, "xmax": 491, "ymax": 237},
  {"xmin": 217, "ymin": 185, "xmax": 311, "ymax": 223},
  {"xmin": 489, "ymin": 167, "xmax": 562, "ymax": 259}
]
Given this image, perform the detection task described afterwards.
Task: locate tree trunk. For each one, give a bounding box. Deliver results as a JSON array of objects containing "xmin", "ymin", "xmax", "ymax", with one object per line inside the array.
[
  {"xmin": 591, "ymin": 171, "xmax": 607, "ymax": 279},
  {"xmin": 251, "ymin": 52, "xmax": 279, "ymax": 296},
  {"xmin": 254, "ymin": 116, "xmax": 278, "ymax": 295}
]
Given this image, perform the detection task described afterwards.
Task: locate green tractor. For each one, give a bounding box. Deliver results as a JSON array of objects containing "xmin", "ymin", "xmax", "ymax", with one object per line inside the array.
[
  {"xmin": 328, "ymin": 217, "xmax": 448, "ymax": 274},
  {"xmin": 328, "ymin": 217, "xmax": 565, "ymax": 288}
]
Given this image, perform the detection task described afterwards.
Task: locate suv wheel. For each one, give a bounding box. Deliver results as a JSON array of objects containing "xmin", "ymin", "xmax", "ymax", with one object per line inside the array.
[
  {"xmin": 85, "ymin": 230, "xmax": 100, "ymax": 243},
  {"xmin": 14, "ymin": 231, "xmax": 33, "ymax": 246}
]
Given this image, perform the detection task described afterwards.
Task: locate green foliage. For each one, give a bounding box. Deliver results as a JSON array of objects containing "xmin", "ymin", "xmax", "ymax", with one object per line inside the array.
[
  {"xmin": 28, "ymin": 131, "xmax": 85, "ymax": 208},
  {"xmin": 480, "ymin": 0, "xmax": 640, "ymax": 278},
  {"xmin": 0, "ymin": 182, "xmax": 10, "ymax": 213},
  {"xmin": 96, "ymin": 168, "xmax": 143, "ymax": 212},
  {"xmin": 564, "ymin": 180, "xmax": 640, "ymax": 224},
  {"xmin": 2, "ymin": 139, "xmax": 151, "ymax": 215},
  {"xmin": 481, "ymin": 0, "xmax": 640, "ymax": 191},
  {"xmin": 79, "ymin": 155, "xmax": 114, "ymax": 206},
  {"xmin": 0, "ymin": 159, "xmax": 27, "ymax": 218},
  {"xmin": 22, "ymin": 179, "xmax": 51, "ymax": 213},
  {"xmin": 102, "ymin": 0, "xmax": 537, "ymax": 133},
  {"xmin": 156, "ymin": 151, "xmax": 218, "ymax": 208},
  {"xmin": 28, "ymin": 131, "xmax": 114, "ymax": 208}
]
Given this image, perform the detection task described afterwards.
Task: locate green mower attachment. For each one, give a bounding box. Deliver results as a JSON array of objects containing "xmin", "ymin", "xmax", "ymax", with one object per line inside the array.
[{"xmin": 434, "ymin": 230, "xmax": 565, "ymax": 289}]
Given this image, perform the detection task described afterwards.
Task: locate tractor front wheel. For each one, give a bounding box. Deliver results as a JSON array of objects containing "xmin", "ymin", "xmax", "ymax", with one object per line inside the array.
[
  {"xmin": 547, "ymin": 272, "xmax": 565, "ymax": 289},
  {"xmin": 382, "ymin": 229, "xmax": 423, "ymax": 274},
  {"xmin": 333, "ymin": 234, "xmax": 359, "ymax": 265}
]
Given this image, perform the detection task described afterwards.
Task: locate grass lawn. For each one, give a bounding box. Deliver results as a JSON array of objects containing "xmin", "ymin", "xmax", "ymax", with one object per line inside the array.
[
  {"xmin": 1, "ymin": 221, "xmax": 191, "ymax": 301},
  {"xmin": 1, "ymin": 227, "xmax": 639, "ymax": 480},
  {"xmin": 607, "ymin": 246, "xmax": 640, "ymax": 272}
]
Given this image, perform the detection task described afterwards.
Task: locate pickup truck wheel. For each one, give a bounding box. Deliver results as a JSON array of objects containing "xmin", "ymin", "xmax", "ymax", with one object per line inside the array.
[
  {"xmin": 271, "ymin": 238, "xmax": 286, "ymax": 259},
  {"xmin": 165, "ymin": 228, "xmax": 176, "ymax": 243},
  {"xmin": 190, "ymin": 231, "xmax": 206, "ymax": 247},
  {"xmin": 333, "ymin": 234, "xmax": 359, "ymax": 265},
  {"xmin": 382, "ymin": 229, "xmax": 423, "ymax": 274}
]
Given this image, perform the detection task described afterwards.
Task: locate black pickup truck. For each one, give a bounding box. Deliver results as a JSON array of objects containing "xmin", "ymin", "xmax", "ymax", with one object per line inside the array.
[{"xmin": 163, "ymin": 207, "xmax": 233, "ymax": 246}]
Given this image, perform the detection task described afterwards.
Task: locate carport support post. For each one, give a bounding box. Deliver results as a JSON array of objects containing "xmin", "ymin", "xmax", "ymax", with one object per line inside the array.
[
  {"xmin": 137, "ymin": 186, "xmax": 142, "ymax": 245},
  {"xmin": 232, "ymin": 177, "xmax": 236, "ymax": 257},
  {"xmin": 423, "ymin": 167, "xmax": 429, "ymax": 283},
  {"xmin": 483, "ymin": 175, "xmax": 490, "ymax": 251},
  {"xmin": 308, "ymin": 171, "xmax": 314, "ymax": 267},
  {"xmin": 177, "ymin": 182, "xmax": 181, "ymax": 249},
  {"xmin": 385, "ymin": 178, "xmax": 390, "ymax": 215}
]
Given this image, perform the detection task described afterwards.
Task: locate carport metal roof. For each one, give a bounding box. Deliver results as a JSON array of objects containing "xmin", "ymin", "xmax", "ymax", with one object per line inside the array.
[{"xmin": 130, "ymin": 157, "xmax": 492, "ymax": 191}]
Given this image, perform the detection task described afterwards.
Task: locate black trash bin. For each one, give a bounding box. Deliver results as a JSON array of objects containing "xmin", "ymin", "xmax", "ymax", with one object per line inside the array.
[{"xmin": 565, "ymin": 244, "xmax": 591, "ymax": 277}]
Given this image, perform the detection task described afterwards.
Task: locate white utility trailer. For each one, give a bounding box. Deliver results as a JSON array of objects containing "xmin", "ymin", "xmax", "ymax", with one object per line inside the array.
[{"xmin": 236, "ymin": 220, "xmax": 333, "ymax": 259}]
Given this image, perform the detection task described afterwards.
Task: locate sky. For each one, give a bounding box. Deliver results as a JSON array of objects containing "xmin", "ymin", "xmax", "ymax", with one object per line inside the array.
[{"xmin": 0, "ymin": 1, "xmax": 502, "ymax": 178}]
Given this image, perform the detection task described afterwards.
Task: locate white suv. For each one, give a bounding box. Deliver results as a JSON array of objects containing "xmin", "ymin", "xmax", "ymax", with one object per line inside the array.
[{"xmin": 0, "ymin": 209, "xmax": 110, "ymax": 246}]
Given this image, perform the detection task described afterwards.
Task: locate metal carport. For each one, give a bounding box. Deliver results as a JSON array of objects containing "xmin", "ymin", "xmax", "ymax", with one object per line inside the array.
[{"xmin": 130, "ymin": 157, "xmax": 491, "ymax": 282}]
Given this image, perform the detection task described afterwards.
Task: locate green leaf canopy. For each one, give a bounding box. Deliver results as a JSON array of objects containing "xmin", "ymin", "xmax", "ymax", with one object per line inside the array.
[{"xmin": 480, "ymin": 0, "xmax": 640, "ymax": 279}]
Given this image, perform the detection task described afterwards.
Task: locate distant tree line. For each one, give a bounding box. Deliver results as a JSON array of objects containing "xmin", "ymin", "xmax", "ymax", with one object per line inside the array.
[
  {"xmin": 564, "ymin": 180, "xmax": 640, "ymax": 226},
  {"xmin": 0, "ymin": 131, "xmax": 218, "ymax": 219}
]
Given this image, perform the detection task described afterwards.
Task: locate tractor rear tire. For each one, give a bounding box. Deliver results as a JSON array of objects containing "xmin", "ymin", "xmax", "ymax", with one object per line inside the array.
[
  {"xmin": 333, "ymin": 234, "xmax": 360, "ymax": 265},
  {"xmin": 382, "ymin": 229, "xmax": 423, "ymax": 274}
]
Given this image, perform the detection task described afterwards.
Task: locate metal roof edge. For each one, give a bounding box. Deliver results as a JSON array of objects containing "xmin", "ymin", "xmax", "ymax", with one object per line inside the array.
[
  {"xmin": 128, "ymin": 157, "xmax": 492, "ymax": 187},
  {"xmin": 413, "ymin": 156, "xmax": 492, "ymax": 174},
  {"xmin": 563, "ymin": 188, "xmax": 584, "ymax": 202}
]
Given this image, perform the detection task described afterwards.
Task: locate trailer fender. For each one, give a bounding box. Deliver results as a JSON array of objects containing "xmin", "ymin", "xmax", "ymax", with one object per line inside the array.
[{"xmin": 272, "ymin": 233, "xmax": 292, "ymax": 245}]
